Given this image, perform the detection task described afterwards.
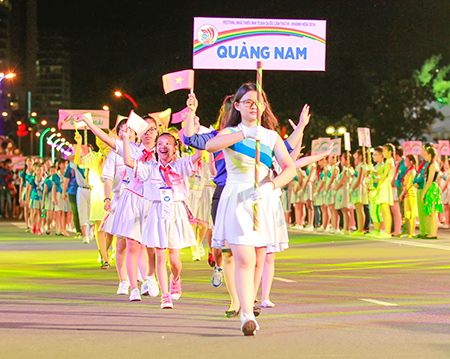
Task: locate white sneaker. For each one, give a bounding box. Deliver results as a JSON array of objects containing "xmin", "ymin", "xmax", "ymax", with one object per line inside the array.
[
  {"xmin": 316, "ymin": 226, "xmax": 324, "ymax": 232},
  {"xmin": 137, "ymin": 270, "xmax": 143, "ymax": 283},
  {"xmin": 89, "ymin": 225, "xmax": 95, "ymax": 241},
  {"xmin": 147, "ymin": 275, "xmax": 160, "ymax": 297},
  {"xmin": 198, "ymin": 243, "xmax": 205, "ymax": 257},
  {"xmin": 117, "ymin": 281, "xmax": 130, "ymax": 295},
  {"xmin": 323, "ymin": 228, "xmax": 333, "ymax": 234},
  {"xmin": 211, "ymin": 266, "xmax": 223, "ymax": 288},
  {"xmin": 334, "ymin": 229, "xmax": 341, "ymax": 235},
  {"xmin": 240, "ymin": 312, "xmax": 260, "ymax": 336},
  {"xmin": 261, "ymin": 299, "xmax": 275, "ymax": 308},
  {"xmin": 129, "ymin": 288, "xmax": 141, "ymax": 301},
  {"xmin": 141, "ymin": 279, "xmax": 150, "ymax": 296},
  {"xmin": 82, "ymin": 236, "xmax": 89, "ymax": 244},
  {"xmin": 303, "ymin": 225, "xmax": 314, "ymax": 232}
]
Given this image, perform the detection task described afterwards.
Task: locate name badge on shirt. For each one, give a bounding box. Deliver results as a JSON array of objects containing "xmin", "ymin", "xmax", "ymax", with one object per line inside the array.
[
  {"xmin": 159, "ymin": 187, "xmax": 173, "ymax": 219},
  {"xmin": 159, "ymin": 187, "xmax": 173, "ymax": 204}
]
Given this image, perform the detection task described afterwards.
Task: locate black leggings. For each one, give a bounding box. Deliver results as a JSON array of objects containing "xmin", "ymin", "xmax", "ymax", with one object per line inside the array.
[
  {"xmin": 68, "ymin": 193, "xmax": 81, "ymax": 233},
  {"xmin": 211, "ymin": 185, "xmax": 224, "ymax": 225}
]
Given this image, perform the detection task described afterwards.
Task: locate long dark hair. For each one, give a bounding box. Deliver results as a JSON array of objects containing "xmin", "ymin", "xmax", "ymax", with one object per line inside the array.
[
  {"xmin": 215, "ymin": 95, "xmax": 234, "ymax": 131},
  {"xmin": 221, "ymin": 83, "xmax": 278, "ymax": 131}
]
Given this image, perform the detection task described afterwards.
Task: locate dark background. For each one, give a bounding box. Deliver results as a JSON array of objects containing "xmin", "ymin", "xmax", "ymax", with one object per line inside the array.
[{"xmin": 37, "ymin": 0, "xmax": 450, "ymax": 128}]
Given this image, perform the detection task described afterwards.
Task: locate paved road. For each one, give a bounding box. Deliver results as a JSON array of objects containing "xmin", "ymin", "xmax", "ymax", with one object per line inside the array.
[{"xmin": 1, "ymin": 220, "xmax": 450, "ymax": 359}]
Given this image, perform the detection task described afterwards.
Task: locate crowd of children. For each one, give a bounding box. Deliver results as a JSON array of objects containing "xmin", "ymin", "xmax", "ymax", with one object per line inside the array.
[{"xmin": 11, "ymin": 81, "xmax": 445, "ymax": 337}]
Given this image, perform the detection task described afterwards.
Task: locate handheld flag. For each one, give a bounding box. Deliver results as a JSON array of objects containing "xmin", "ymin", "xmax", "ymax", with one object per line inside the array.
[
  {"xmin": 162, "ymin": 69, "xmax": 195, "ymax": 94},
  {"xmin": 127, "ymin": 110, "xmax": 150, "ymax": 138},
  {"xmin": 149, "ymin": 108, "xmax": 172, "ymax": 130},
  {"xmin": 171, "ymin": 107, "xmax": 189, "ymax": 124}
]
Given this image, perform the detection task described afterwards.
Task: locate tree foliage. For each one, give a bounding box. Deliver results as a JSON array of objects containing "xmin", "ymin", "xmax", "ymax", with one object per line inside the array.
[
  {"xmin": 415, "ymin": 55, "xmax": 450, "ymax": 105},
  {"xmin": 364, "ymin": 76, "xmax": 443, "ymax": 145}
]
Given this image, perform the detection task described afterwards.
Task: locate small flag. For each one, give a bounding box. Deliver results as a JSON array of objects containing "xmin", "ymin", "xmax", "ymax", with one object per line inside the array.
[
  {"xmin": 115, "ymin": 115, "xmax": 128, "ymax": 128},
  {"xmin": 58, "ymin": 109, "xmax": 72, "ymax": 129},
  {"xmin": 162, "ymin": 69, "xmax": 194, "ymax": 94},
  {"xmin": 126, "ymin": 110, "xmax": 150, "ymax": 138},
  {"xmin": 171, "ymin": 107, "xmax": 189, "ymax": 124},
  {"xmin": 149, "ymin": 108, "xmax": 172, "ymax": 130}
]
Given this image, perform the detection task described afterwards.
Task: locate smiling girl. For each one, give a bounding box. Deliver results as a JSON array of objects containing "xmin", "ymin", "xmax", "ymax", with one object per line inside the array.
[
  {"xmin": 71, "ymin": 113, "xmax": 159, "ymax": 301},
  {"xmin": 123, "ymin": 129, "xmax": 202, "ymax": 309}
]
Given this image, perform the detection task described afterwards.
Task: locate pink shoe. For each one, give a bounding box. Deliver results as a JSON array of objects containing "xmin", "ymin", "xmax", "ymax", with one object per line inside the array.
[
  {"xmin": 170, "ymin": 275, "xmax": 182, "ymax": 301},
  {"xmin": 37, "ymin": 229, "xmax": 44, "ymax": 235},
  {"xmin": 161, "ymin": 293, "xmax": 173, "ymax": 309}
]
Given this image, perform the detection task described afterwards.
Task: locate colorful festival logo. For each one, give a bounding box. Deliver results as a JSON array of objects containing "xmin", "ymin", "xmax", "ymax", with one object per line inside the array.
[{"xmin": 197, "ymin": 24, "xmax": 218, "ymax": 45}]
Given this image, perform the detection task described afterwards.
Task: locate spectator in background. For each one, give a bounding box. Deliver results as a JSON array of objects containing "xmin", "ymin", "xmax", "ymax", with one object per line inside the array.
[{"xmin": 0, "ymin": 159, "xmax": 13, "ymax": 219}]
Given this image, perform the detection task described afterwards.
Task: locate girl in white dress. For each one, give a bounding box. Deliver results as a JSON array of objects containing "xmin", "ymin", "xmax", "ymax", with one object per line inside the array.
[
  {"xmin": 205, "ymin": 83, "xmax": 296, "ymax": 336},
  {"xmin": 72, "ymin": 113, "xmax": 158, "ymax": 301},
  {"xmin": 123, "ymin": 130, "xmax": 202, "ymax": 309},
  {"xmin": 350, "ymin": 149, "xmax": 368, "ymax": 235},
  {"xmin": 335, "ymin": 152, "xmax": 354, "ymax": 235}
]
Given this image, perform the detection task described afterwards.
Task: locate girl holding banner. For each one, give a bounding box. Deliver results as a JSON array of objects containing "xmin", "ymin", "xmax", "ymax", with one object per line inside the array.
[{"xmin": 205, "ymin": 83, "xmax": 296, "ymax": 336}]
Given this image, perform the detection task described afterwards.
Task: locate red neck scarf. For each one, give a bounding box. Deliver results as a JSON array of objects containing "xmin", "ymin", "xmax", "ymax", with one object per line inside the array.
[{"xmin": 140, "ymin": 148, "xmax": 155, "ymax": 162}]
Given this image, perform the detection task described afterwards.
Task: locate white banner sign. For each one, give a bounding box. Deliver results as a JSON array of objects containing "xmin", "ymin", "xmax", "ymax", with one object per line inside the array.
[
  {"xmin": 193, "ymin": 17, "xmax": 326, "ymax": 71},
  {"xmin": 60, "ymin": 110, "xmax": 109, "ymax": 130}
]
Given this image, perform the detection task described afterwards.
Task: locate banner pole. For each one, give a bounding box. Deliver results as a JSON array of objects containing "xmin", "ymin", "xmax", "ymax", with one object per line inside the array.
[{"xmin": 254, "ymin": 61, "xmax": 263, "ymax": 231}]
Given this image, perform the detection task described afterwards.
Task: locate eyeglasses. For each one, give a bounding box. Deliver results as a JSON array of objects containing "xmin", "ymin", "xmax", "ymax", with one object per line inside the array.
[
  {"xmin": 146, "ymin": 127, "xmax": 158, "ymax": 134},
  {"xmin": 239, "ymin": 100, "xmax": 265, "ymax": 109}
]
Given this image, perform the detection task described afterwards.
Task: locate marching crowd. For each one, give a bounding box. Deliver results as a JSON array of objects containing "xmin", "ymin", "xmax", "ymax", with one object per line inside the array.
[{"xmin": 4, "ymin": 82, "xmax": 445, "ymax": 336}]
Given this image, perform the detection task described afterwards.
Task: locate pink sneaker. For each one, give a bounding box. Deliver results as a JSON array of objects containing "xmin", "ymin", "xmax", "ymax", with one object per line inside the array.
[
  {"xmin": 37, "ymin": 229, "xmax": 44, "ymax": 235},
  {"xmin": 170, "ymin": 275, "xmax": 182, "ymax": 301},
  {"xmin": 161, "ymin": 293, "xmax": 173, "ymax": 309}
]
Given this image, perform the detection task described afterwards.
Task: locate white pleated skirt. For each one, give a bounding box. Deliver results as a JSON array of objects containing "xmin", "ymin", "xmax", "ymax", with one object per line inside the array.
[
  {"xmin": 101, "ymin": 192, "xmax": 120, "ymax": 235},
  {"xmin": 212, "ymin": 182, "xmax": 288, "ymax": 248},
  {"xmin": 141, "ymin": 200, "xmax": 196, "ymax": 249},
  {"xmin": 110, "ymin": 189, "xmax": 144, "ymax": 242}
]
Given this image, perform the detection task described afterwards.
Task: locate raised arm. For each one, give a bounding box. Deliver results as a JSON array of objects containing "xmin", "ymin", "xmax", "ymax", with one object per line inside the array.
[
  {"xmin": 189, "ymin": 148, "xmax": 204, "ymax": 165},
  {"xmin": 271, "ymin": 135, "xmax": 296, "ymax": 190},
  {"xmin": 123, "ymin": 127, "xmax": 134, "ymax": 168},
  {"xmin": 294, "ymin": 150, "xmax": 331, "ymax": 170},
  {"xmin": 184, "ymin": 93, "xmax": 198, "ymax": 138},
  {"xmin": 72, "ymin": 114, "xmax": 116, "ymax": 150},
  {"xmin": 286, "ymin": 104, "xmax": 310, "ymax": 150}
]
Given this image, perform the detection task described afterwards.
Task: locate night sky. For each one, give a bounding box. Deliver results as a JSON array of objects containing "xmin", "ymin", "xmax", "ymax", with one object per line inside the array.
[{"xmin": 37, "ymin": 0, "xmax": 450, "ymax": 128}]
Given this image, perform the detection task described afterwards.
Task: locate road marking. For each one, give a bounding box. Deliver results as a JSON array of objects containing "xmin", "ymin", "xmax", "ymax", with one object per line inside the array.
[
  {"xmin": 273, "ymin": 276, "xmax": 296, "ymax": 283},
  {"xmin": 359, "ymin": 298, "xmax": 399, "ymax": 306},
  {"xmin": 10, "ymin": 222, "xmax": 27, "ymax": 229},
  {"xmin": 369, "ymin": 238, "xmax": 450, "ymax": 251}
]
